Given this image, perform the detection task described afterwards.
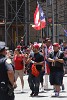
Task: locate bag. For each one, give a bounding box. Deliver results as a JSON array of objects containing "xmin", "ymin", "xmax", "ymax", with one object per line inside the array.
[{"xmin": 31, "ymin": 64, "xmax": 39, "ymax": 77}]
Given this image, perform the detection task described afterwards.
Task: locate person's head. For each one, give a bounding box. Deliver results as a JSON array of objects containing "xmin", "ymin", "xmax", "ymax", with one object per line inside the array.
[
  {"xmin": 14, "ymin": 48, "xmax": 22, "ymax": 55},
  {"xmin": 63, "ymin": 41, "xmax": 67, "ymax": 47},
  {"xmin": 53, "ymin": 43, "xmax": 60, "ymax": 52},
  {"xmin": 29, "ymin": 42, "xmax": 33, "ymax": 50},
  {"xmin": 0, "ymin": 41, "xmax": 7, "ymax": 55},
  {"xmin": 45, "ymin": 38, "xmax": 51, "ymax": 47},
  {"xmin": 64, "ymin": 47, "xmax": 67, "ymax": 57},
  {"xmin": 6, "ymin": 50, "xmax": 11, "ymax": 58},
  {"xmin": 17, "ymin": 45, "xmax": 22, "ymax": 50},
  {"xmin": 33, "ymin": 44, "xmax": 39, "ymax": 53},
  {"xmin": 26, "ymin": 48, "xmax": 30, "ymax": 54}
]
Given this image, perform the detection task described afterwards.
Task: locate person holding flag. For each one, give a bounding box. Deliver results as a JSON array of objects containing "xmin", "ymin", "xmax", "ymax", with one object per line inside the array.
[{"xmin": 43, "ymin": 38, "xmax": 53, "ymax": 89}]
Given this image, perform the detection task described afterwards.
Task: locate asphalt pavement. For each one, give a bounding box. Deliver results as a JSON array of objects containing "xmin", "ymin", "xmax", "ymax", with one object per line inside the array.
[{"xmin": 14, "ymin": 74, "xmax": 67, "ymax": 100}]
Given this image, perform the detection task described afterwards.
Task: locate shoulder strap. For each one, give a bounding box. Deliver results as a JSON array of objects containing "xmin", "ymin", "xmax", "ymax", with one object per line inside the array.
[
  {"xmin": 57, "ymin": 50, "xmax": 62, "ymax": 58},
  {"xmin": 50, "ymin": 51, "xmax": 54, "ymax": 58}
]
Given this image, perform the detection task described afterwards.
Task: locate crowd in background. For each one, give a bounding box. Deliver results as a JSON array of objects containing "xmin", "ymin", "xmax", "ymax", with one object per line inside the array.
[{"xmin": 5, "ymin": 38, "xmax": 67, "ymax": 97}]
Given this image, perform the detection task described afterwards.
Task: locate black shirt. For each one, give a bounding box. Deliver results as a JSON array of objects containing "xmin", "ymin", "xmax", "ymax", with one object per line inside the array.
[
  {"xmin": 63, "ymin": 57, "xmax": 67, "ymax": 68},
  {"xmin": 32, "ymin": 52, "xmax": 44, "ymax": 71},
  {"xmin": 48, "ymin": 50, "xmax": 64, "ymax": 72}
]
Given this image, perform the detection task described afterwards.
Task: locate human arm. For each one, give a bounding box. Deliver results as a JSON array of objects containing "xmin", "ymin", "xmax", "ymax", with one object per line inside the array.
[
  {"xmin": 5, "ymin": 59, "xmax": 14, "ymax": 86},
  {"xmin": 55, "ymin": 52, "xmax": 64, "ymax": 63}
]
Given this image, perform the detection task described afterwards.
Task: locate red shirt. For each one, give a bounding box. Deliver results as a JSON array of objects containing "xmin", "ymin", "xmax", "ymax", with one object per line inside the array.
[{"xmin": 14, "ymin": 54, "xmax": 24, "ymax": 70}]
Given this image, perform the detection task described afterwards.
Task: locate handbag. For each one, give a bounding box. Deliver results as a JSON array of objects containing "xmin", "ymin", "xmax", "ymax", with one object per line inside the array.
[{"xmin": 31, "ymin": 64, "xmax": 39, "ymax": 77}]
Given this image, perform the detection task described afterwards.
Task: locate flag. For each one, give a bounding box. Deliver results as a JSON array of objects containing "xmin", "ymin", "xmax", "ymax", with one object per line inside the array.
[
  {"xmin": 38, "ymin": 3, "xmax": 46, "ymax": 28},
  {"xmin": 32, "ymin": 2, "xmax": 46, "ymax": 30},
  {"xmin": 64, "ymin": 29, "xmax": 67, "ymax": 37},
  {"xmin": 34, "ymin": 5, "xmax": 39, "ymax": 25},
  {"xmin": 45, "ymin": 59, "xmax": 50, "ymax": 74},
  {"xmin": 32, "ymin": 5, "xmax": 40, "ymax": 30}
]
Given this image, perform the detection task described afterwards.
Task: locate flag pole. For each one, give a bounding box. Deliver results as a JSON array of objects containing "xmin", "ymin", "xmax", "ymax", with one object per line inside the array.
[{"xmin": 40, "ymin": 24, "xmax": 43, "ymax": 48}]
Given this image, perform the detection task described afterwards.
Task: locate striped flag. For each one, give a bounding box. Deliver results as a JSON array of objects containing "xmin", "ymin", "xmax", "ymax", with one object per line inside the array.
[
  {"xmin": 45, "ymin": 59, "xmax": 50, "ymax": 74},
  {"xmin": 32, "ymin": 2, "xmax": 46, "ymax": 30}
]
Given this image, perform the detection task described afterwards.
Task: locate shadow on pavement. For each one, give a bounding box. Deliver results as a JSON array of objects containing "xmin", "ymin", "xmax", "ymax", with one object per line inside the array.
[
  {"xmin": 36, "ymin": 95, "xmax": 48, "ymax": 98},
  {"xmin": 44, "ymin": 88, "xmax": 53, "ymax": 91},
  {"xmin": 30, "ymin": 95, "xmax": 48, "ymax": 98},
  {"xmin": 15, "ymin": 91, "xmax": 28, "ymax": 94},
  {"xmin": 39, "ymin": 91, "xmax": 47, "ymax": 93},
  {"xmin": 51, "ymin": 95, "xmax": 67, "ymax": 98}
]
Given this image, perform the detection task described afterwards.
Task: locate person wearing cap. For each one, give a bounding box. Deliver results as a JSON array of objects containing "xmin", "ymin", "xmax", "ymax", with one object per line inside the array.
[
  {"xmin": 17, "ymin": 45, "xmax": 22, "ymax": 50},
  {"xmin": 48, "ymin": 43, "xmax": 64, "ymax": 97},
  {"xmin": 0, "ymin": 42, "xmax": 15, "ymax": 100},
  {"xmin": 28, "ymin": 44, "xmax": 44, "ymax": 96}
]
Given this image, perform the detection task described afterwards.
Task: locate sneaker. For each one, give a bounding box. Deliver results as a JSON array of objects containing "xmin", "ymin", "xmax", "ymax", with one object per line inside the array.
[
  {"xmin": 21, "ymin": 89, "xmax": 24, "ymax": 92},
  {"xmin": 30, "ymin": 92, "xmax": 34, "ymax": 96},
  {"xmin": 54, "ymin": 88, "xmax": 56, "ymax": 92},
  {"xmin": 55, "ymin": 92, "xmax": 59, "ymax": 97},
  {"xmin": 33, "ymin": 93, "xmax": 38, "ymax": 96}
]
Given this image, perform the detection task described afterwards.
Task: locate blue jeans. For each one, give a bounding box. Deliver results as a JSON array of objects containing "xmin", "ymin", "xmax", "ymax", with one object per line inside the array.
[{"xmin": 28, "ymin": 73, "xmax": 40, "ymax": 94}]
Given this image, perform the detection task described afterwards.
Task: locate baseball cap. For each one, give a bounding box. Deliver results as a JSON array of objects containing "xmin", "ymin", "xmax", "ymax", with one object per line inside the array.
[
  {"xmin": 53, "ymin": 43, "xmax": 59, "ymax": 47},
  {"xmin": 17, "ymin": 45, "xmax": 22, "ymax": 49},
  {"xmin": 33, "ymin": 44, "xmax": 39, "ymax": 49}
]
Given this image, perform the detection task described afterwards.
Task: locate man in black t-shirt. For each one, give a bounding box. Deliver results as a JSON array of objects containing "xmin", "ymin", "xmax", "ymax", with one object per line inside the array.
[
  {"xmin": 28, "ymin": 44, "xmax": 44, "ymax": 96},
  {"xmin": 48, "ymin": 43, "xmax": 64, "ymax": 97}
]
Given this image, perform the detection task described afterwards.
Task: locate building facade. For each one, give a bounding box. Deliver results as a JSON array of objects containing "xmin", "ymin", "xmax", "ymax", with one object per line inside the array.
[{"xmin": 0, "ymin": 0, "xmax": 67, "ymax": 49}]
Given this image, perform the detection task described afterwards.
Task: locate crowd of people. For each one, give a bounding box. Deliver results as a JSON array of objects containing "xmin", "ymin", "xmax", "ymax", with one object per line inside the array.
[{"xmin": 0, "ymin": 38, "xmax": 67, "ymax": 99}]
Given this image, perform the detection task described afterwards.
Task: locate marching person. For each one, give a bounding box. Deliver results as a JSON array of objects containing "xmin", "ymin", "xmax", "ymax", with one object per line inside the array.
[
  {"xmin": 28, "ymin": 44, "xmax": 44, "ymax": 96},
  {"xmin": 60, "ymin": 41, "xmax": 67, "ymax": 90},
  {"xmin": 0, "ymin": 41, "xmax": 15, "ymax": 100},
  {"xmin": 43, "ymin": 38, "xmax": 53, "ymax": 89},
  {"xmin": 48, "ymin": 43, "xmax": 64, "ymax": 97}
]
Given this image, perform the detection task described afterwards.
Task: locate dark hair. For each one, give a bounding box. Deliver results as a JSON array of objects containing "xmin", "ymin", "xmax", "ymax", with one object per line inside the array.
[
  {"xmin": 15, "ymin": 48, "xmax": 22, "ymax": 54},
  {"xmin": 0, "ymin": 47, "xmax": 5, "ymax": 52}
]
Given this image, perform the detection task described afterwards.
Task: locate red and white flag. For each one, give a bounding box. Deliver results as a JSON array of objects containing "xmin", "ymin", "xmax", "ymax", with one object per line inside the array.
[{"xmin": 32, "ymin": 2, "xmax": 46, "ymax": 30}]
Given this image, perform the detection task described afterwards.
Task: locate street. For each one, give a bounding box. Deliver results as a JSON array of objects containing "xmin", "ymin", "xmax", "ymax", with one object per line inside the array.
[{"xmin": 14, "ymin": 74, "xmax": 67, "ymax": 100}]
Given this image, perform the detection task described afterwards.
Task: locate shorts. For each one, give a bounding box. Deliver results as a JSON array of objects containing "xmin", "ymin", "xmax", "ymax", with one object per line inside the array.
[
  {"xmin": 15, "ymin": 70, "xmax": 24, "ymax": 80},
  {"xmin": 49, "ymin": 71, "xmax": 63, "ymax": 85}
]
